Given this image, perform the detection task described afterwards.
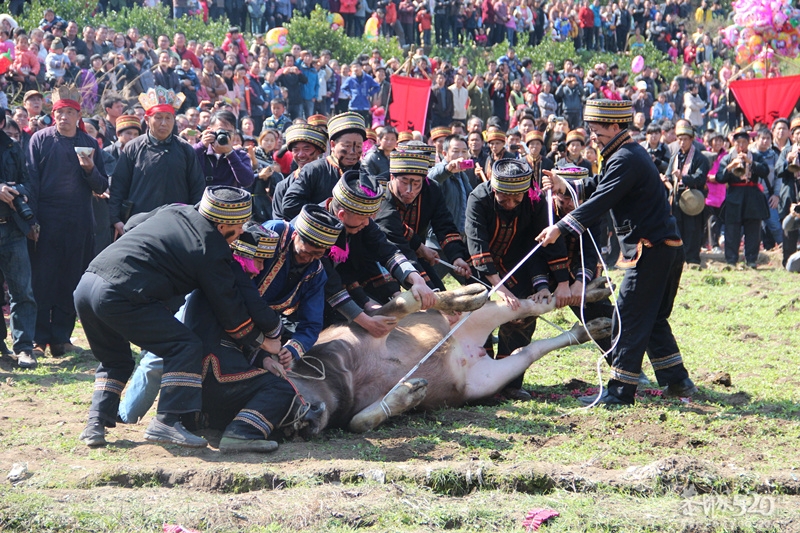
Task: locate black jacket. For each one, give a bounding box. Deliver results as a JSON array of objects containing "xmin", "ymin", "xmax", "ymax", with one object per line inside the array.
[{"xmin": 0, "ymin": 130, "xmax": 34, "ymax": 235}]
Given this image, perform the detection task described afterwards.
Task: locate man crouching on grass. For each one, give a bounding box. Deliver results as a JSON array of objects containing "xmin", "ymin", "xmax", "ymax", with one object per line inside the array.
[{"xmin": 75, "ymin": 187, "xmax": 282, "ymax": 448}]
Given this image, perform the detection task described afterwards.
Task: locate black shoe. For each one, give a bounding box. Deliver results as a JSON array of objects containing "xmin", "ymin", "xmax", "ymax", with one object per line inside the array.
[
  {"xmin": 663, "ymin": 377, "xmax": 699, "ymax": 398},
  {"xmin": 219, "ymin": 436, "xmax": 278, "ymax": 453},
  {"xmin": 79, "ymin": 421, "xmax": 107, "ymax": 447},
  {"xmin": 144, "ymin": 418, "xmax": 208, "ymax": 448},
  {"xmin": 578, "ymin": 389, "xmax": 634, "ymax": 407},
  {"xmin": 49, "ymin": 343, "xmax": 85, "ymax": 357}
]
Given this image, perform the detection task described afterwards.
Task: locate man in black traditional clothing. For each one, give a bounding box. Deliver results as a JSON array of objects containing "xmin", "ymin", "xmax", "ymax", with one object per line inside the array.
[
  {"xmin": 537, "ymin": 99, "xmax": 698, "ymax": 406},
  {"xmin": 466, "ymin": 158, "xmax": 572, "ymax": 401},
  {"xmin": 322, "ymin": 171, "xmax": 437, "ymax": 338},
  {"xmin": 271, "ymin": 123, "xmax": 328, "ymax": 221},
  {"xmin": 375, "ymin": 150, "xmax": 471, "ymax": 290},
  {"xmin": 75, "ymin": 186, "xmax": 282, "ymax": 449},
  {"xmin": 281, "ymin": 112, "xmax": 367, "ymax": 221}
]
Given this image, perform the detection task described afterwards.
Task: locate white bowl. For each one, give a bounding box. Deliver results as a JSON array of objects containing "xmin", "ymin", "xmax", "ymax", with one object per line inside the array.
[{"xmin": 74, "ymin": 147, "xmax": 94, "ymax": 157}]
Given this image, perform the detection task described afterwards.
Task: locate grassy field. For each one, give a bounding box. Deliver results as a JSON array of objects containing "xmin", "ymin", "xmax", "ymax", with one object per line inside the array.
[{"xmin": 1, "ymin": 253, "xmax": 799, "ymax": 532}]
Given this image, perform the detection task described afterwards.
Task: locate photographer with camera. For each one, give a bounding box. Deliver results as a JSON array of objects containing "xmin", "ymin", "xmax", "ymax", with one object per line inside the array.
[
  {"xmin": 0, "ymin": 108, "xmax": 38, "ymax": 368},
  {"xmin": 194, "ymin": 110, "xmax": 255, "ymax": 189}
]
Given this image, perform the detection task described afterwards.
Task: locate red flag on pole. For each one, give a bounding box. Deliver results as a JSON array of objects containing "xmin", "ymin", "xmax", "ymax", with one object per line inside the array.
[
  {"xmin": 388, "ymin": 75, "xmax": 431, "ymax": 133},
  {"xmin": 728, "ymin": 75, "xmax": 800, "ymax": 126}
]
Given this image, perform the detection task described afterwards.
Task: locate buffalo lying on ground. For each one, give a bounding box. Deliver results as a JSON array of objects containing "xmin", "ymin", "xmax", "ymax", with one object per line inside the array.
[{"xmin": 280, "ymin": 281, "xmax": 613, "ymax": 438}]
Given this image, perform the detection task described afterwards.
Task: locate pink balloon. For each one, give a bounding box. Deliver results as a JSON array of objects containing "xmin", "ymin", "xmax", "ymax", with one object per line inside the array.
[{"xmin": 631, "ymin": 55, "xmax": 645, "ymax": 73}]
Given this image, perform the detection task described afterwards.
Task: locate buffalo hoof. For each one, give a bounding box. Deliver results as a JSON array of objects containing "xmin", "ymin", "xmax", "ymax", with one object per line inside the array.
[
  {"xmin": 348, "ymin": 379, "xmax": 428, "ymax": 433},
  {"xmin": 572, "ymin": 318, "xmax": 613, "ymax": 344},
  {"xmin": 298, "ymin": 401, "xmax": 327, "ymax": 441},
  {"xmin": 584, "ymin": 278, "xmax": 614, "ymax": 303},
  {"xmin": 433, "ymin": 284, "xmax": 488, "ymax": 313}
]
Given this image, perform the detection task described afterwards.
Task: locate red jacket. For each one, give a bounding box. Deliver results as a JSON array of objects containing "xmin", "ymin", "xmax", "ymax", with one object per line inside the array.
[
  {"xmin": 578, "ymin": 6, "xmax": 594, "ymax": 28},
  {"xmin": 340, "ymin": 0, "xmax": 358, "ymax": 15},
  {"xmin": 385, "ymin": 2, "xmax": 397, "ymax": 25}
]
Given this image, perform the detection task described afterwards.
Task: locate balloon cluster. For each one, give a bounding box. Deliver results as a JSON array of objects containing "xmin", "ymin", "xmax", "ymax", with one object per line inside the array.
[{"xmin": 722, "ymin": 0, "xmax": 800, "ymax": 73}]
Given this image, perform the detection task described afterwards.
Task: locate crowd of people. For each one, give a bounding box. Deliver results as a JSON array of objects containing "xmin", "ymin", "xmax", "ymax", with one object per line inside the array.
[{"xmin": 0, "ymin": 5, "xmax": 799, "ymax": 451}]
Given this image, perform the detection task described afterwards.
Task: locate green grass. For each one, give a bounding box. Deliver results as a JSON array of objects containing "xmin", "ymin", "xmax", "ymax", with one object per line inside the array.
[{"xmin": 1, "ymin": 261, "xmax": 799, "ymax": 531}]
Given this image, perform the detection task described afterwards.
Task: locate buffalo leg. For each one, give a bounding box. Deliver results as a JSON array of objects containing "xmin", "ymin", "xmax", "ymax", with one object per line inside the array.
[
  {"xmin": 348, "ymin": 378, "xmax": 428, "ymax": 433},
  {"xmin": 373, "ymin": 284, "xmax": 488, "ymax": 320},
  {"xmin": 461, "ymin": 318, "xmax": 612, "ymax": 401}
]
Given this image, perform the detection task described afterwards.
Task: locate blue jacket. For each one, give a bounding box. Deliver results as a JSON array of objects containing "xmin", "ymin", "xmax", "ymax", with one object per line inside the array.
[
  {"xmin": 299, "ymin": 64, "xmax": 319, "ymax": 102},
  {"xmin": 341, "ymin": 74, "xmax": 380, "ymax": 111},
  {"xmin": 256, "ymin": 220, "xmax": 327, "ymax": 359}
]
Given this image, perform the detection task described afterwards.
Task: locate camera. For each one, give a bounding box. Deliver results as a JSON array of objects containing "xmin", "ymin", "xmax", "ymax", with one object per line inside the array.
[
  {"xmin": 557, "ymin": 141, "xmax": 566, "ymax": 153},
  {"xmin": 793, "ymin": 203, "xmax": 800, "ymax": 215},
  {"xmin": 213, "ymin": 130, "xmax": 230, "ymax": 146},
  {"xmin": 10, "ymin": 185, "xmax": 34, "ymax": 221}
]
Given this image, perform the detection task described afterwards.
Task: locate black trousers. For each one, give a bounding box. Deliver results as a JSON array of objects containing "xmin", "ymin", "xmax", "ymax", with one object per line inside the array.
[
  {"xmin": 75, "ymin": 272, "xmax": 204, "ymax": 427},
  {"xmin": 724, "ymin": 219, "xmax": 761, "ymax": 265},
  {"xmin": 202, "ymin": 353, "xmax": 296, "ymax": 440},
  {"xmin": 607, "ymin": 244, "xmax": 690, "ymax": 401},
  {"xmin": 674, "ymin": 209, "xmax": 704, "ymax": 264}
]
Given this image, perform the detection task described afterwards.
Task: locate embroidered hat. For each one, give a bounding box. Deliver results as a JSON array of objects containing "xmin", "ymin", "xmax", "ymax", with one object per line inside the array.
[
  {"xmin": 397, "ymin": 131, "xmax": 414, "ymax": 142},
  {"xmin": 327, "ymin": 112, "xmax": 366, "ymax": 141},
  {"xmin": 366, "ymin": 128, "xmax": 378, "ymax": 142},
  {"xmin": 396, "ymin": 140, "xmax": 436, "ymax": 167},
  {"xmin": 554, "ymin": 166, "xmax": 589, "ymax": 180},
  {"xmin": 285, "ymin": 123, "xmax": 328, "ymax": 153},
  {"xmin": 231, "ymin": 221, "xmax": 279, "ymax": 259},
  {"xmin": 138, "ymin": 85, "xmax": 186, "ymax": 117},
  {"xmin": 295, "ymin": 204, "xmax": 343, "ymax": 248},
  {"xmin": 307, "ymin": 114, "xmax": 328, "ymax": 128},
  {"xmin": 491, "ymin": 158, "xmax": 532, "ymax": 194},
  {"xmin": 675, "ymin": 123, "xmax": 695, "ymax": 138},
  {"xmin": 115, "ymin": 114, "xmax": 142, "ymax": 135},
  {"xmin": 429, "ymin": 126, "xmax": 450, "ymax": 142},
  {"xmin": 525, "ymin": 130, "xmax": 544, "ymax": 146},
  {"xmin": 332, "ymin": 170, "xmax": 384, "ymax": 216},
  {"xmin": 566, "ymin": 130, "xmax": 586, "ymax": 145},
  {"xmin": 584, "ymin": 99, "xmax": 633, "ymax": 124},
  {"xmin": 486, "ymin": 130, "xmax": 507, "ymax": 144},
  {"xmin": 198, "ymin": 186, "xmax": 252, "ymax": 225},
  {"xmin": 390, "ymin": 151, "xmax": 431, "ymax": 176},
  {"xmin": 790, "ymin": 117, "xmax": 800, "ymax": 132}
]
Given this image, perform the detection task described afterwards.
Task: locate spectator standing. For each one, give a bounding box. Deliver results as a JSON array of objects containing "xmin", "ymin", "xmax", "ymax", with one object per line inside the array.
[
  {"xmin": 109, "ymin": 87, "xmax": 204, "ymax": 239},
  {"xmin": 26, "ymin": 86, "xmax": 109, "ymax": 358},
  {"xmin": 0, "ymin": 110, "xmax": 38, "ymax": 369},
  {"xmin": 276, "ymin": 54, "xmax": 308, "ymax": 120},
  {"xmin": 299, "ymin": 51, "xmax": 319, "ymax": 120},
  {"xmin": 341, "ymin": 62, "xmax": 379, "ymax": 127}
]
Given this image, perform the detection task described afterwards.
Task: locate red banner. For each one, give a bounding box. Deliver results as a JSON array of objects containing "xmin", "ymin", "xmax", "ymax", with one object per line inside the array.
[
  {"xmin": 388, "ymin": 75, "xmax": 431, "ymax": 133},
  {"xmin": 729, "ymin": 75, "xmax": 800, "ymax": 126}
]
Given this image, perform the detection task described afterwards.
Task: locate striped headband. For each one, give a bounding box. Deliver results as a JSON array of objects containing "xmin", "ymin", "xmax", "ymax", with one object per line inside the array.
[
  {"xmin": 525, "ymin": 130, "xmax": 544, "ymax": 145},
  {"xmin": 486, "ymin": 131, "xmax": 507, "ymax": 144},
  {"xmin": 429, "ymin": 126, "xmax": 451, "ymax": 141},
  {"xmin": 115, "ymin": 114, "xmax": 142, "ymax": 134},
  {"xmin": 398, "ymin": 131, "xmax": 413, "ymax": 142},
  {"xmin": 390, "ymin": 151, "xmax": 431, "ymax": 176},
  {"xmin": 328, "ymin": 112, "xmax": 366, "ymax": 141},
  {"xmin": 295, "ymin": 204, "xmax": 343, "ymax": 248},
  {"xmin": 286, "ymin": 124, "xmax": 328, "ymax": 153},
  {"xmin": 198, "ymin": 186, "xmax": 252, "ymax": 225},
  {"xmin": 566, "ymin": 130, "xmax": 586, "ymax": 145},
  {"xmin": 675, "ymin": 124, "xmax": 694, "ymax": 138},
  {"xmin": 332, "ymin": 170, "xmax": 384, "ymax": 216},
  {"xmin": 554, "ymin": 166, "xmax": 589, "ymax": 180},
  {"xmin": 491, "ymin": 158, "xmax": 532, "ymax": 194},
  {"xmin": 231, "ymin": 221, "xmax": 279, "ymax": 259},
  {"xmin": 307, "ymin": 114, "xmax": 329, "ymax": 128},
  {"xmin": 584, "ymin": 99, "xmax": 633, "ymax": 124}
]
